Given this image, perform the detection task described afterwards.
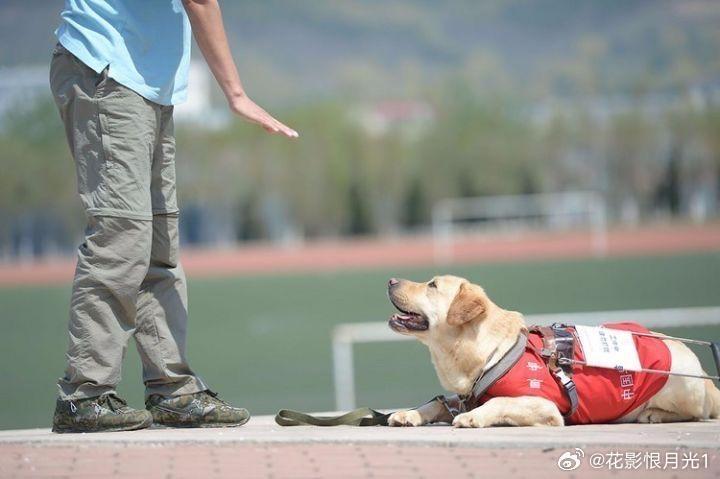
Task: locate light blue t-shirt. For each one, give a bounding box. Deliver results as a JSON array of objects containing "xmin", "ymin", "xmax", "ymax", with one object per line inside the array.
[{"xmin": 56, "ymin": 0, "xmax": 191, "ymax": 106}]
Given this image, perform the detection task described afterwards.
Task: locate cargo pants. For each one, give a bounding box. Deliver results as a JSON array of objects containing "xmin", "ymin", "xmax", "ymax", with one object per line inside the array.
[{"xmin": 49, "ymin": 44, "xmax": 206, "ymax": 400}]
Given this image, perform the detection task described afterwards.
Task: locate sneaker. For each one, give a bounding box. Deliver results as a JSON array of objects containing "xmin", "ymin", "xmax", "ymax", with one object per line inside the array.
[
  {"xmin": 52, "ymin": 394, "xmax": 153, "ymax": 433},
  {"xmin": 145, "ymin": 390, "xmax": 250, "ymax": 428}
]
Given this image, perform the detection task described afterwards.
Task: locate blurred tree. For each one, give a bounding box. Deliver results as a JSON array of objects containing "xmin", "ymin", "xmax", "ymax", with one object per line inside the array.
[
  {"xmin": 346, "ymin": 181, "xmax": 372, "ymax": 236},
  {"xmin": 2, "ymin": 83, "xmax": 719, "ymax": 255},
  {"xmin": 401, "ymin": 176, "xmax": 427, "ymax": 229},
  {"xmin": 0, "ymin": 99, "xmax": 81, "ymax": 256},
  {"xmin": 235, "ymin": 192, "xmax": 266, "ymax": 241},
  {"xmin": 654, "ymin": 146, "xmax": 682, "ymax": 216}
]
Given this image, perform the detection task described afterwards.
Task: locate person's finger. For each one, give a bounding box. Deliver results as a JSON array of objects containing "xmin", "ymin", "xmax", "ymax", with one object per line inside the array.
[
  {"xmin": 241, "ymin": 103, "xmax": 298, "ymax": 138},
  {"xmin": 256, "ymin": 111, "xmax": 278, "ymax": 129},
  {"xmin": 281, "ymin": 126, "xmax": 299, "ymax": 138},
  {"xmin": 268, "ymin": 117, "xmax": 298, "ymax": 138},
  {"xmin": 261, "ymin": 115, "xmax": 297, "ymax": 138},
  {"xmin": 251, "ymin": 114, "xmax": 276, "ymax": 132},
  {"xmin": 262, "ymin": 119, "xmax": 279, "ymax": 133},
  {"xmin": 250, "ymin": 110, "xmax": 270, "ymax": 126},
  {"xmin": 260, "ymin": 113, "xmax": 280, "ymax": 128}
]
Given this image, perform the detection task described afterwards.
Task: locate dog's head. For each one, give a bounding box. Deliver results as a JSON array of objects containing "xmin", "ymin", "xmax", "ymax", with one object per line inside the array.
[{"xmin": 387, "ymin": 275, "xmax": 491, "ymax": 337}]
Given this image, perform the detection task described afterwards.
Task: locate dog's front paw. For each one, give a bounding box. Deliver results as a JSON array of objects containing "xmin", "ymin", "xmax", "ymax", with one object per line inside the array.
[
  {"xmin": 452, "ymin": 411, "xmax": 487, "ymax": 428},
  {"xmin": 388, "ymin": 410, "xmax": 424, "ymax": 427}
]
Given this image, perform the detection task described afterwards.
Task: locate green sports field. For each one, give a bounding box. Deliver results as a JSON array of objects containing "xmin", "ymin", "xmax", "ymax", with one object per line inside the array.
[{"xmin": 1, "ymin": 251, "xmax": 719, "ymax": 430}]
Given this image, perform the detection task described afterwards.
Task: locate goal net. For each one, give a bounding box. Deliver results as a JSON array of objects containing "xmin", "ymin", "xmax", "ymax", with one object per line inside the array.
[{"xmin": 431, "ymin": 191, "xmax": 607, "ymax": 263}]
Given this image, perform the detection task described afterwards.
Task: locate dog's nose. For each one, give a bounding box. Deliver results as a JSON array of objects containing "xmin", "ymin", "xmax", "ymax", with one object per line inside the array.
[{"xmin": 388, "ymin": 278, "xmax": 400, "ymax": 287}]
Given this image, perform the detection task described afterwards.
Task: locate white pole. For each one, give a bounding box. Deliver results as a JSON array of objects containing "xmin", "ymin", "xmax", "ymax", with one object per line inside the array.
[
  {"xmin": 432, "ymin": 200, "xmax": 453, "ymax": 265},
  {"xmin": 332, "ymin": 338, "xmax": 356, "ymax": 411},
  {"xmin": 590, "ymin": 193, "xmax": 608, "ymax": 257}
]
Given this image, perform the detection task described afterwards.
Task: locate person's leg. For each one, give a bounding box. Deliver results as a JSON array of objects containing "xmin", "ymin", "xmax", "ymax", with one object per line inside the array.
[
  {"xmin": 53, "ymin": 215, "xmax": 156, "ymax": 433},
  {"xmin": 137, "ymin": 104, "xmax": 248, "ymax": 427},
  {"xmin": 132, "ymin": 106, "xmax": 206, "ymax": 397},
  {"xmin": 134, "ymin": 213, "xmax": 199, "ymax": 393},
  {"xmin": 60, "ymin": 216, "xmax": 153, "ymax": 399},
  {"xmin": 135, "ymin": 107, "xmax": 207, "ymax": 397},
  {"xmin": 49, "ymin": 44, "xmax": 156, "ymax": 431}
]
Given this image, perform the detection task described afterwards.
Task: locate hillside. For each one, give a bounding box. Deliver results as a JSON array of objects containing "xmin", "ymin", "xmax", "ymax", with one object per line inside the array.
[{"xmin": 1, "ymin": 0, "xmax": 719, "ymax": 105}]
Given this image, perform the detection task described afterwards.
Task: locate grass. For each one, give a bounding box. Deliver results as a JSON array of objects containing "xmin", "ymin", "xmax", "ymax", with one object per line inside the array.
[{"xmin": 0, "ymin": 251, "xmax": 719, "ymax": 430}]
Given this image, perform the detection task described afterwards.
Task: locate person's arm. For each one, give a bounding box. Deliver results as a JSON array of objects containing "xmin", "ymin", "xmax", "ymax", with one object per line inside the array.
[{"xmin": 182, "ymin": 0, "xmax": 298, "ymax": 138}]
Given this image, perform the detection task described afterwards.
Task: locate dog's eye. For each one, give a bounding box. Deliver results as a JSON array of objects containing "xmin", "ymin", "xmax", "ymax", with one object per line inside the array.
[{"xmin": 428, "ymin": 280, "xmax": 437, "ymax": 288}]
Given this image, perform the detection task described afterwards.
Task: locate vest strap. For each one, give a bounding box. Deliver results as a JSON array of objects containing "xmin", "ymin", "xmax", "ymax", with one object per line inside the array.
[
  {"xmin": 461, "ymin": 331, "xmax": 529, "ymax": 412},
  {"xmin": 529, "ymin": 323, "xmax": 580, "ymax": 419}
]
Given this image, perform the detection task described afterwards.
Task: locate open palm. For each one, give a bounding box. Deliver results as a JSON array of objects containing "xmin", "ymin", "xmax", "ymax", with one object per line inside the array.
[{"xmin": 230, "ymin": 95, "xmax": 298, "ymax": 138}]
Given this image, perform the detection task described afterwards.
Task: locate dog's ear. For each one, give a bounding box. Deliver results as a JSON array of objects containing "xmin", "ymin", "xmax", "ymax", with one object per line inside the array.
[{"xmin": 446, "ymin": 282, "xmax": 487, "ymax": 326}]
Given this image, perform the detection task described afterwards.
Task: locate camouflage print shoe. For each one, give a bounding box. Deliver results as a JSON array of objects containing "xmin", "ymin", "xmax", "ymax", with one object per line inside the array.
[
  {"xmin": 146, "ymin": 390, "xmax": 250, "ymax": 428},
  {"xmin": 52, "ymin": 394, "xmax": 153, "ymax": 433}
]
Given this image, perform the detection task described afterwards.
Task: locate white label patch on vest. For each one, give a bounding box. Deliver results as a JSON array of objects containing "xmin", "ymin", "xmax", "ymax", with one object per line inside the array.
[
  {"xmin": 575, "ymin": 325, "xmax": 642, "ymax": 372},
  {"xmin": 526, "ymin": 361, "xmax": 542, "ymax": 372}
]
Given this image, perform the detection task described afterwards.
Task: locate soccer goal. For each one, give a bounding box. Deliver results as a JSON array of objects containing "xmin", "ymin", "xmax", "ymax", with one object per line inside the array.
[{"xmin": 431, "ymin": 191, "xmax": 608, "ymax": 264}]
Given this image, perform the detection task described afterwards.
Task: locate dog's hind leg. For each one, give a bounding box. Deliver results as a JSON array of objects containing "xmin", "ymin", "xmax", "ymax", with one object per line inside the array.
[
  {"xmin": 637, "ymin": 339, "xmax": 709, "ymax": 423},
  {"xmin": 637, "ymin": 408, "xmax": 697, "ymax": 424}
]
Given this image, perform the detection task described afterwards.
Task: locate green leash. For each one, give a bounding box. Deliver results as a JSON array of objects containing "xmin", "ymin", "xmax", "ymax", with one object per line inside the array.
[{"xmin": 275, "ymin": 408, "xmax": 391, "ymax": 426}]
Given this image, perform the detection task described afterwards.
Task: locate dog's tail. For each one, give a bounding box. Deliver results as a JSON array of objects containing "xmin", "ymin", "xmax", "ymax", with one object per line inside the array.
[{"xmin": 704, "ymin": 380, "xmax": 720, "ymax": 419}]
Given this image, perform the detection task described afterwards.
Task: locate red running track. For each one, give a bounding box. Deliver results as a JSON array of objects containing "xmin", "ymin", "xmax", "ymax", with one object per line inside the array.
[{"xmin": 1, "ymin": 223, "xmax": 718, "ymax": 287}]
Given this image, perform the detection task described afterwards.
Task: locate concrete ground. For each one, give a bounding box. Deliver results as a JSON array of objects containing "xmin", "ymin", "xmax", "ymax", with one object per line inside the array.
[{"xmin": 1, "ymin": 416, "xmax": 719, "ymax": 478}]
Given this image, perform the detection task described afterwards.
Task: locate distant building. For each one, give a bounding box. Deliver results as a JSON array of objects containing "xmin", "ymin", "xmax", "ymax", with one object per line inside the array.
[
  {"xmin": 351, "ymin": 100, "xmax": 435, "ymax": 139},
  {"xmin": 174, "ymin": 61, "xmax": 229, "ymax": 128}
]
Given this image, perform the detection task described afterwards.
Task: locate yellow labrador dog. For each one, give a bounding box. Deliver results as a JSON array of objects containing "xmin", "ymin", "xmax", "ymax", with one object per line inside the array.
[{"xmin": 386, "ymin": 275, "xmax": 720, "ymax": 428}]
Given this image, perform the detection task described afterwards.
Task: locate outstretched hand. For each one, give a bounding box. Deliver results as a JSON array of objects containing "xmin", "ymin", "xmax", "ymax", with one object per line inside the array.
[
  {"xmin": 182, "ymin": 0, "xmax": 298, "ymax": 139},
  {"xmin": 229, "ymin": 95, "xmax": 298, "ymax": 138}
]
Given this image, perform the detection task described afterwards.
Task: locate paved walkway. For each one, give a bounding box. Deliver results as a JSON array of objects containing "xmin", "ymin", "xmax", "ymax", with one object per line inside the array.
[{"xmin": 1, "ymin": 416, "xmax": 718, "ymax": 478}]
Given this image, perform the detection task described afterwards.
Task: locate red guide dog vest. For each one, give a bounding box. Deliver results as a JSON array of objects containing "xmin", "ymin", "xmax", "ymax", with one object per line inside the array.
[{"xmin": 481, "ymin": 322, "xmax": 672, "ymax": 424}]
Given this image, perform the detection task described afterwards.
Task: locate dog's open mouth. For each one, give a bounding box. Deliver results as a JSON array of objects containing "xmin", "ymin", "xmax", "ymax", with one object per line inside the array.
[
  {"xmin": 389, "ymin": 312, "xmax": 429, "ymax": 332},
  {"xmin": 388, "ymin": 304, "xmax": 429, "ymax": 332}
]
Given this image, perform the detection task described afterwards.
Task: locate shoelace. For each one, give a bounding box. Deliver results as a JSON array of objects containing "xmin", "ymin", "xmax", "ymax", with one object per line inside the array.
[
  {"xmin": 68, "ymin": 394, "xmax": 128, "ymax": 415},
  {"xmin": 96, "ymin": 394, "xmax": 128, "ymax": 413},
  {"xmin": 198, "ymin": 390, "xmax": 231, "ymax": 408}
]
